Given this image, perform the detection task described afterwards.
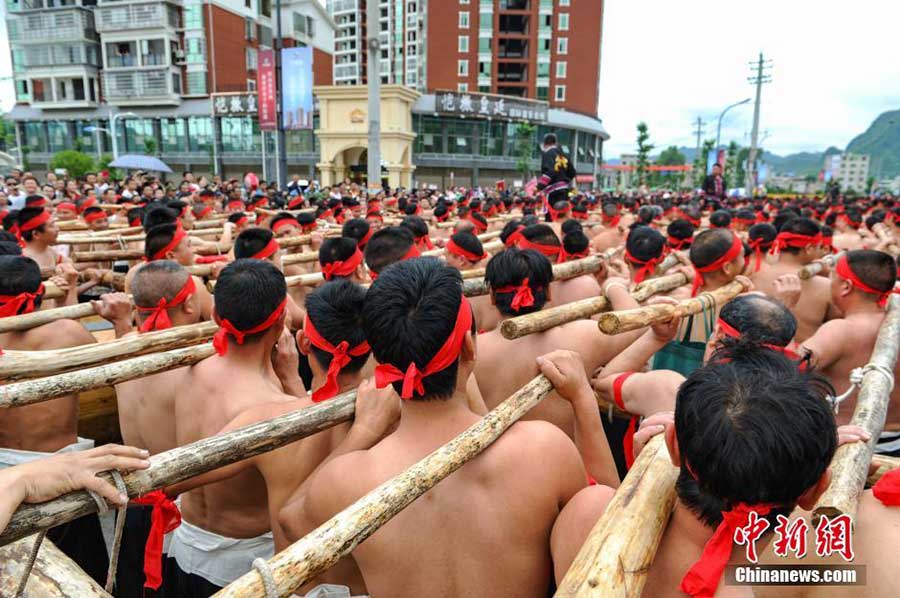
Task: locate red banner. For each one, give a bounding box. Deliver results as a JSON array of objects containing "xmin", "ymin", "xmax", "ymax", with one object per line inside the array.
[{"xmin": 257, "ymin": 49, "xmax": 276, "ymax": 131}]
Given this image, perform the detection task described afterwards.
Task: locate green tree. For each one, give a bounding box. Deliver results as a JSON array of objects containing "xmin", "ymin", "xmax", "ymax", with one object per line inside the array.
[
  {"xmin": 514, "ymin": 123, "xmax": 536, "ymax": 179},
  {"xmin": 49, "ymin": 150, "xmax": 95, "ymax": 178},
  {"xmin": 724, "ymin": 141, "xmax": 740, "ymax": 186},
  {"xmin": 652, "ymin": 145, "xmax": 685, "ymax": 188},
  {"xmin": 866, "ymin": 176, "xmax": 875, "ymax": 194},
  {"xmin": 143, "ymin": 136, "xmax": 157, "ymax": 156},
  {"xmin": 0, "ymin": 113, "xmax": 16, "ymax": 152},
  {"xmin": 693, "ymin": 139, "xmax": 716, "ymax": 187},
  {"xmin": 96, "ymin": 154, "xmax": 122, "ymax": 180},
  {"xmin": 635, "ymin": 122, "xmax": 654, "ymax": 187}
]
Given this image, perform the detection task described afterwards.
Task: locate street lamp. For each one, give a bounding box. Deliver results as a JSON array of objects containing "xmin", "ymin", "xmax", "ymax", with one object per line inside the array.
[
  {"xmin": 109, "ymin": 111, "xmax": 138, "ymax": 160},
  {"xmin": 715, "ymin": 98, "xmax": 751, "ymax": 150},
  {"xmin": 83, "ymin": 125, "xmax": 108, "ymax": 160}
]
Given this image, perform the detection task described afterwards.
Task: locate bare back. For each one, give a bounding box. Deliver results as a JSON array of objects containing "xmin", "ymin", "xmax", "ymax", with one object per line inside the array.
[
  {"xmin": 116, "ymin": 366, "xmax": 188, "ymax": 455},
  {"xmin": 551, "ymin": 275, "xmax": 602, "ymax": 308},
  {"xmin": 752, "ymin": 261, "xmax": 832, "ymax": 342}
]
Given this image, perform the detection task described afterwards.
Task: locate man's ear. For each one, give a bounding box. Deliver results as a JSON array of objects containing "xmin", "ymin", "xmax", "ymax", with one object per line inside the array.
[
  {"xmin": 797, "ymin": 469, "xmax": 832, "ymax": 511},
  {"xmin": 489, "ymin": 290, "xmax": 497, "ymax": 307},
  {"xmin": 461, "ymin": 329, "xmax": 476, "ymax": 363},
  {"xmin": 182, "ymin": 293, "xmax": 197, "ymax": 315},
  {"xmin": 295, "ymin": 329, "xmax": 311, "ymax": 356},
  {"xmin": 665, "ymin": 423, "xmax": 681, "ymax": 467}
]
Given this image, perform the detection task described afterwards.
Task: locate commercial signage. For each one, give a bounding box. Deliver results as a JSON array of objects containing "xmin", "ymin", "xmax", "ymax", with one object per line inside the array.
[
  {"xmin": 435, "ymin": 91, "xmax": 549, "ymax": 123},
  {"xmin": 211, "ymin": 93, "xmax": 258, "ymax": 116},
  {"xmin": 281, "ymin": 46, "xmax": 314, "ymax": 130},
  {"xmin": 257, "ymin": 49, "xmax": 277, "ymax": 130}
]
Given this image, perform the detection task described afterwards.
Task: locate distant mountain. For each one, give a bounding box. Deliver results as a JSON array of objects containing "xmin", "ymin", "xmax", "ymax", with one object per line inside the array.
[
  {"xmin": 654, "ymin": 147, "xmax": 832, "ymax": 177},
  {"xmin": 847, "ymin": 110, "xmax": 900, "ymax": 178}
]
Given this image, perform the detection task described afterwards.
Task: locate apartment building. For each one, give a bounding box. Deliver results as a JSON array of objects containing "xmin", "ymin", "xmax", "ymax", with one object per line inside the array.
[{"xmin": 824, "ymin": 152, "xmax": 870, "ymax": 192}]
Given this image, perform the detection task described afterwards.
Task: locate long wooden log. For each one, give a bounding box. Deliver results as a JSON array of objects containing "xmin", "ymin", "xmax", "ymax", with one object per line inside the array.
[
  {"xmin": 0, "ymin": 536, "xmax": 112, "ymax": 597},
  {"xmin": 59, "ymin": 228, "xmax": 225, "ymax": 245},
  {"xmin": 214, "ymin": 375, "xmax": 554, "ymax": 597},
  {"xmin": 500, "ymin": 272, "xmax": 689, "ymax": 340},
  {"xmin": 798, "ymin": 251, "xmax": 844, "ymax": 280},
  {"xmin": 0, "ymin": 344, "xmax": 215, "ymax": 407},
  {"xmin": 0, "ymin": 391, "xmax": 359, "ymax": 546},
  {"xmin": 597, "ymin": 278, "xmax": 749, "ymax": 335},
  {"xmin": 281, "ymin": 251, "xmax": 320, "ymax": 266},
  {"xmin": 868, "ymin": 454, "xmax": 900, "ymax": 486},
  {"xmin": 554, "ymin": 434, "xmax": 679, "ymax": 597},
  {"xmin": 657, "ymin": 252, "xmax": 682, "ymax": 274},
  {"xmin": 0, "ymin": 301, "xmax": 99, "ymax": 333},
  {"xmin": 0, "ymin": 321, "xmax": 218, "ymax": 381},
  {"xmin": 812, "ymin": 295, "xmax": 900, "ymax": 523},
  {"xmin": 42, "ymin": 281, "xmax": 65, "ymax": 300}
]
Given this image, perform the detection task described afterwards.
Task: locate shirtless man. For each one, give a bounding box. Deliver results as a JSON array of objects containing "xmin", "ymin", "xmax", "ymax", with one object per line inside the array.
[
  {"xmin": 293, "ymin": 257, "xmax": 588, "ymax": 598},
  {"xmin": 830, "ymin": 211, "xmax": 865, "ymax": 250},
  {"xmin": 517, "ymin": 223, "xmax": 602, "ymax": 306},
  {"xmin": 624, "ymin": 225, "xmax": 667, "ymax": 284},
  {"xmin": 802, "ymin": 250, "xmax": 900, "ymax": 438},
  {"xmin": 17, "ymin": 206, "xmax": 68, "ymax": 270},
  {"xmin": 552, "ymin": 347, "xmax": 843, "ymax": 597},
  {"xmin": 476, "ymin": 248, "xmax": 642, "ymax": 454},
  {"xmin": 363, "ymin": 226, "xmax": 421, "ymax": 280},
  {"xmin": 233, "ymin": 227, "xmax": 306, "ymax": 327},
  {"xmin": 318, "ymin": 237, "xmax": 368, "ymax": 284},
  {"xmin": 441, "ymin": 230, "xmax": 501, "ymax": 332},
  {"xmin": 751, "ymin": 218, "xmax": 841, "ymax": 342},
  {"xmin": 592, "ymin": 203, "xmax": 628, "ymax": 253},
  {"xmin": 0, "ymin": 255, "xmax": 133, "ymax": 585}
]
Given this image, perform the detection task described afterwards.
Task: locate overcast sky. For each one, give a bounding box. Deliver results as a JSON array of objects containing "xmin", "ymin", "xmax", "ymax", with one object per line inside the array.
[
  {"xmin": 2, "ymin": 1, "xmax": 898, "ymax": 160},
  {"xmin": 599, "ymin": 0, "xmax": 900, "ymax": 158}
]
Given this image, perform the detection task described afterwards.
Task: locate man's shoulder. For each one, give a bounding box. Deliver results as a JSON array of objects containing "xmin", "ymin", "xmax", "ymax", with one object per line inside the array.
[
  {"xmin": 501, "ymin": 419, "xmax": 576, "ymax": 459},
  {"xmin": 29, "ymin": 318, "xmax": 95, "ymax": 350}
]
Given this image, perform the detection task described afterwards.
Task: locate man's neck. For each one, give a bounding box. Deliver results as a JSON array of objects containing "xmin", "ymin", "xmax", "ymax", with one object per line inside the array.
[
  {"xmin": 776, "ymin": 252, "xmax": 808, "ymax": 267},
  {"xmin": 310, "ymin": 369, "xmax": 365, "ymax": 397},
  {"xmin": 840, "ymin": 297, "xmax": 885, "ymax": 317},
  {"xmin": 25, "ymin": 240, "xmax": 49, "ymax": 253},
  {"xmin": 397, "ymin": 388, "xmax": 476, "ymax": 432},
  {"xmin": 218, "ymin": 339, "xmax": 277, "ymax": 378}
]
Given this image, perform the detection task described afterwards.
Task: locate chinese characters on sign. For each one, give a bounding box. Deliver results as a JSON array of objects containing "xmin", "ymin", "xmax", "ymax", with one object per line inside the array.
[
  {"xmin": 212, "ymin": 93, "xmax": 259, "ymax": 117},
  {"xmin": 257, "ymin": 49, "xmax": 276, "ymax": 130},
  {"xmin": 736, "ymin": 513, "xmax": 854, "ymax": 563},
  {"xmin": 435, "ymin": 91, "xmax": 549, "ymax": 123}
]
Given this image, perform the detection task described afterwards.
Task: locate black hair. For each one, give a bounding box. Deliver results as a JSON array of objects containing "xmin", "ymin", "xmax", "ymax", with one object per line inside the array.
[
  {"xmin": 561, "ymin": 219, "xmax": 583, "ymax": 236},
  {"xmin": 747, "ymin": 223, "xmax": 776, "ymax": 251},
  {"xmin": 364, "ymin": 226, "xmax": 416, "ymax": 275},
  {"xmin": 319, "ymin": 237, "xmax": 360, "ymax": 274},
  {"xmin": 16, "ymin": 207, "xmax": 47, "ymax": 242},
  {"xmin": 144, "ymin": 223, "xmax": 181, "ymax": 260},
  {"xmin": 83, "ymin": 206, "xmax": 105, "ymax": 220},
  {"xmin": 773, "ymin": 208, "xmax": 800, "ymax": 232},
  {"xmin": 234, "ymin": 227, "xmax": 275, "ymax": 259},
  {"xmin": 168, "ymin": 200, "xmax": 188, "ymax": 217},
  {"xmin": 228, "ymin": 212, "xmax": 247, "ymax": 224},
  {"xmin": 127, "ymin": 206, "xmax": 145, "ymax": 225},
  {"xmin": 543, "ymin": 133, "xmax": 557, "ymax": 146},
  {"xmin": 844, "ymin": 249, "xmax": 897, "ymax": 297},
  {"xmin": 342, "ymin": 218, "xmax": 371, "ymax": 247},
  {"xmin": 521, "ymin": 223, "xmax": 560, "ymax": 247},
  {"xmin": 433, "ymin": 204, "xmax": 449, "ymax": 220},
  {"xmin": 2, "ymin": 210, "xmax": 19, "ymax": 231},
  {"xmin": 297, "ymin": 212, "xmax": 316, "ymax": 228},
  {"xmin": 131, "ymin": 260, "xmax": 191, "ymax": 310},
  {"xmin": 636, "ymin": 205, "xmax": 655, "ymax": 225},
  {"xmin": 675, "ymin": 348, "xmax": 836, "ymax": 528},
  {"xmin": 689, "ymin": 228, "xmax": 738, "ymax": 269},
  {"xmin": 25, "ymin": 194, "xmax": 46, "ymax": 207},
  {"xmin": 625, "ymin": 226, "xmax": 665, "ymax": 263},
  {"xmin": 0, "ymin": 255, "xmax": 43, "ymax": 307},
  {"xmin": 709, "ymin": 210, "xmax": 732, "ymax": 229},
  {"xmin": 362, "ymin": 257, "xmax": 470, "ymax": 400},
  {"xmin": 499, "ymin": 219, "xmax": 523, "ymax": 245},
  {"xmin": 719, "ymin": 293, "xmax": 797, "ymax": 346},
  {"xmin": 667, "ymin": 218, "xmax": 695, "ymax": 243},
  {"xmin": 269, "ymin": 212, "xmax": 297, "ymax": 231},
  {"xmin": 775, "ymin": 217, "xmax": 820, "ymax": 255},
  {"xmin": 305, "ymin": 280, "xmax": 370, "ymax": 374},
  {"xmin": 485, "ymin": 248, "xmax": 553, "ymax": 316},
  {"xmin": 400, "ymin": 215, "xmax": 429, "ymax": 239},
  {"xmin": 735, "ymin": 209, "xmax": 756, "ymax": 223},
  {"xmin": 143, "ymin": 203, "xmax": 178, "ymax": 230},
  {"xmin": 213, "ymin": 259, "xmax": 287, "ymax": 347},
  {"xmin": 0, "ymin": 242, "xmax": 22, "ymax": 256},
  {"xmin": 562, "ymin": 230, "xmax": 590, "ymax": 256},
  {"xmin": 449, "ymin": 231, "xmax": 484, "ymax": 263}
]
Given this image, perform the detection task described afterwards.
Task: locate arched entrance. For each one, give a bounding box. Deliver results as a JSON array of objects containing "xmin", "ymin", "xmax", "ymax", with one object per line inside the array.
[{"xmin": 333, "ymin": 148, "xmax": 389, "ymax": 186}]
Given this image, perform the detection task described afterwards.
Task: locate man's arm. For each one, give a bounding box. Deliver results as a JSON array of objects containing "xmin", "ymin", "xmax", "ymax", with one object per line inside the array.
[
  {"xmin": 537, "ymin": 150, "xmax": 554, "ymax": 189},
  {"xmin": 801, "ymin": 319, "xmax": 847, "ymax": 370}
]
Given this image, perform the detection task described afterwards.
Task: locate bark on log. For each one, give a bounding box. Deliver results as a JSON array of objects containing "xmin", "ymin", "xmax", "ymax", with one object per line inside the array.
[
  {"xmin": 554, "ymin": 434, "xmax": 679, "ymax": 598},
  {"xmin": 0, "ymin": 535, "xmax": 112, "ymax": 597},
  {"xmin": 0, "ymin": 301, "xmax": 100, "ymax": 333},
  {"xmin": 598, "ymin": 278, "xmax": 749, "ymax": 335},
  {"xmin": 213, "ymin": 375, "xmax": 555, "ymax": 598},
  {"xmin": 657, "ymin": 252, "xmax": 682, "ymax": 274},
  {"xmin": 285, "ymin": 272, "xmax": 325, "ymax": 288},
  {"xmin": 461, "ymin": 256, "xmax": 609, "ymax": 298},
  {"xmin": 812, "ymin": 295, "xmax": 900, "ymax": 524},
  {"xmin": 0, "ymin": 321, "xmax": 218, "ymax": 381},
  {"xmin": 0, "ymin": 391, "xmax": 359, "ymax": 546},
  {"xmin": 798, "ymin": 252, "xmax": 844, "ymax": 280},
  {"xmin": 0, "ymin": 344, "xmax": 215, "ymax": 407},
  {"xmin": 281, "ymin": 252, "xmax": 320, "ymax": 266},
  {"xmin": 500, "ymin": 273, "xmax": 689, "ymax": 340}
]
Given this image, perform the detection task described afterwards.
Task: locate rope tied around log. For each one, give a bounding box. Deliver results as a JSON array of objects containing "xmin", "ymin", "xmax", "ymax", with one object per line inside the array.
[
  {"xmin": 252, "ymin": 558, "xmax": 279, "ymax": 598},
  {"xmin": 14, "ymin": 470, "xmax": 128, "ymax": 597},
  {"xmin": 829, "ymin": 363, "xmax": 896, "ymax": 414}
]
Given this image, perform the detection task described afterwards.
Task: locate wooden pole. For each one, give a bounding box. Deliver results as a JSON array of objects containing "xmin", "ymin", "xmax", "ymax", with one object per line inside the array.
[
  {"xmin": 42, "ymin": 281, "xmax": 65, "ymax": 300},
  {"xmin": 554, "ymin": 434, "xmax": 679, "ymax": 598},
  {"xmin": 868, "ymin": 454, "xmax": 900, "ymax": 486},
  {"xmin": 284, "ymin": 272, "xmax": 325, "ymax": 288},
  {"xmin": 500, "ymin": 272, "xmax": 689, "ymax": 340},
  {"xmin": 657, "ymin": 252, "xmax": 682, "ymax": 274},
  {"xmin": 0, "ymin": 301, "xmax": 100, "ymax": 334},
  {"xmin": 59, "ymin": 228, "xmax": 225, "ymax": 245},
  {"xmin": 798, "ymin": 251, "xmax": 844, "ymax": 280},
  {"xmin": 0, "ymin": 344, "xmax": 215, "ymax": 407},
  {"xmin": 281, "ymin": 252, "xmax": 320, "ymax": 266},
  {"xmin": 597, "ymin": 278, "xmax": 749, "ymax": 335},
  {"xmin": 0, "ymin": 391, "xmax": 359, "ymax": 546},
  {"xmin": 812, "ymin": 295, "xmax": 900, "ymax": 523},
  {"xmin": 213, "ymin": 375, "xmax": 555, "ymax": 597},
  {"xmin": 0, "ymin": 536, "xmax": 112, "ymax": 597},
  {"xmin": 0, "ymin": 321, "xmax": 218, "ymax": 381}
]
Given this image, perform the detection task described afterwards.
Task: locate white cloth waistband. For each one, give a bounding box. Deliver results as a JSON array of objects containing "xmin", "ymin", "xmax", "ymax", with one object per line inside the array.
[
  {"xmin": 168, "ymin": 518, "xmax": 274, "ymax": 587},
  {"xmin": 0, "ymin": 437, "xmax": 95, "ymax": 468}
]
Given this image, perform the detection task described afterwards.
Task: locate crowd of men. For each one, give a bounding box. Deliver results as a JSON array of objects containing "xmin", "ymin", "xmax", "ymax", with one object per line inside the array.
[{"xmin": 1, "ymin": 132, "xmax": 899, "ymax": 597}]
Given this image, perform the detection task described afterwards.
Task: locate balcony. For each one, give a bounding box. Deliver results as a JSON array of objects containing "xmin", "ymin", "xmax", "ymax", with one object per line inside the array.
[
  {"xmin": 95, "ymin": 1, "xmax": 179, "ymax": 33},
  {"xmin": 7, "ymin": 9, "xmax": 96, "ymax": 43},
  {"xmin": 102, "ymin": 67, "xmax": 181, "ymax": 105},
  {"xmin": 8, "ymin": 0, "xmax": 88, "ymax": 12},
  {"xmin": 498, "ymin": 14, "xmax": 529, "ymax": 36}
]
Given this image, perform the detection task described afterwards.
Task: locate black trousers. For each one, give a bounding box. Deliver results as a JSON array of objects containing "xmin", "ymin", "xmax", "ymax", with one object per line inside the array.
[
  {"xmin": 47, "ymin": 512, "xmax": 110, "ymax": 587},
  {"xmin": 163, "ymin": 557, "xmax": 222, "ymax": 598}
]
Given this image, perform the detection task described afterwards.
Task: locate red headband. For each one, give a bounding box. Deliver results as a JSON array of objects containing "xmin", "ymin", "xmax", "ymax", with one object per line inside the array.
[
  {"xmin": 681, "ymin": 502, "xmax": 776, "ymax": 597},
  {"xmin": 287, "ymin": 196, "xmax": 304, "ymax": 210},
  {"xmin": 368, "ymin": 244, "xmax": 420, "ymax": 281},
  {"xmin": 304, "ymin": 314, "xmax": 371, "ymax": 402},
  {"xmin": 690, "ymin": 233, "xmax": 743, "ymax": 296},
  {"xmin": 319, "ymin": 209, "xmax": 333, "ymax": 220},
  {"xmin": 467, "ymin": 214, "xmax": 488, "ymax": 233},
  {"xmin": 20, "ymin": 210, "xmax": 51, "ymax": 233},
  {"xmin": 130, "ymin": 217, "xmax": 143, "ymax": 227},
  {"xmin": 835, "ymin": 254, "xmax": 898, "ymax": 307},
  {"xmin": 733, "ymin": 217, "xmax": 755, "ymax": 226},
  {"xmin": 251, "ymin": 238, "xmax": 280, "ymax": 261},
  {"xmin": 601, "ymin": 214, "xmax": 621, "ymax": 227},
  {"xmin": 137, "ymin": 276, "xmax": 196, "ymax": 332},
  {"xmin": 838, "ymin": 213, "xmax": 860, "ymax": 229},
  {"xmin": 493, "ymin": 278, "xmax": 537, "ymax": 312},
  {"xmin": 195, "ymin": 205, "xmax": 213, "ymax": 219},
  {"xmin": 559, "ymin": 247, "xmax": 590, "ymax": 262},
  {"xmin": 357, "ymin": 227, "xmax": 374, "ymax": 249},
  {"xmin": 572, "ymin": 211, "xmax": 588, "ymax": 221},
  {"xmin": 374, "ymin": 295, "xmax": 472, "ymax": 399},
  {"xmin": 747, "ymin": 238, "xmax": 769, "ymax": 273},
  {"xmin": 547, "ymin": 203, "xmax": 570, "ymax": 222},
  {"xmin": 624, "ymin": 248, "xmax": 661, "ymax": 284},
  {"xmin": 0, "ymin": 283, "xmax": 44, "ymax": 319},
  {"xmin": 505, "ymin": 226, "xmax": 525, "ymax": 248},
  {"xmin": 78, "ymin": 197, "xmax": 97, "ymax": 212},
  {"xmin": 228, "ymin": 200, "xmax": 245, "ymax": 211},
  {"xmin": 612, "ymin": 371, "xmax": 637, "ymax": 469},
  {"xmin": 681, "ymin": 211, "xmax": 701, "ymax": 227},
  {"xmin": 212, "ymin": 296, "xmax": 287, "ymax": 356},
  {"xmin": 517, "ymin": 237, "xmax": 562, "ymax": 262},
  {"xmin": 873, "ymin": 468, "xmax": 900, "ymax": 506},
  {"xmin": 717, "ymin": 318, "xmax": 801, "ymax": 360},
  {"xmin": 234, "ymin": 216, "xmax": 249, "ymax": 227},
  {"xmin": 148, "ymin": 223, "xmax": 188, "ymax": 261},
  {"xmin": 445, "ymin": 239, "xmax": 486, "ymax": 263},
  {"xmin": 272, "ymin": 218, "xmax": 299, "ymax": 234},
  {"xmin": 415, "ymin": 234, "xmax": 435, "ymax": 251},
  {"xmin": 84, "ymin": 211, "xmax": 107, "ymax": 224},
  {"xmin": 667, "ymin": 235, "xmax": 691, "ymax": 251},
  {"xmin": 367, "ymin": 211, "xmax": 384, "ymax": 223},
  {"xmin": 57, "ymin": 202, "xmax": 77, "ymax": 213},
  {"xmin": 321, "ymin": 248, "xmax": 363, "ymax": 280},
  {"xmin": 769, "ymin": 231, "xmax": 821, "ymax": 255}
]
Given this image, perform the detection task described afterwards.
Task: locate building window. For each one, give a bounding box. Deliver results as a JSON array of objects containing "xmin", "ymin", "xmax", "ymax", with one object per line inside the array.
[
  {"xmin": 479, "ymin": 37, "xmax": 491, "ymax": 52},
  {"xmin": 555, "ymin": 85, "xmax": 566, "ymax": 101},
  {"xmin": 458, "ymin": 59, "xmax": 469, "ymax": 76},
  {"xmin": 459, "ymin": 12, "xmax": 469, "ymax": 28},
  {"xmin": 245, "ymin": 17, "xmax": 256, "ymax": 41},
  {"xmin": 186, "ymin": 71, "xmax": 207, "ymax": 95},
  {"xmin": 246, "ymin": 47, "xmax": 258, "ymax": 71},
  {"xmin": 184, "ymin": 5, "xmax": 202, "ymax": 29},
  {"xmin": 458, "ymin": 35, "xmax": 469, "ymax": 52},
  {"xmin": 458, "ymin": 82, "xmax": 468, "ymax": 92},
  {"xmin": 460, "ymin": 0, "xmax": 469, "ymax": 3},
  {"xmin": 559, "ymin": 0, "xmax": 570, "ymax": 5},
  {"xmin": 556, "ymin": 61, "xmax": 566, "ymax": 78},
  {"xmin": 558, "ymin": 13, "xmax": 569, "ymax": 30},
  {"xmin": 537, "ymin": 85, "xmax": 549, "ymax": 101},
  {"xmin": 186, "ymin": 38, "xmax": 205, "ymax": 64},
  {"xmin": 478, "ymin": 84, "xmax": 490, "ymax": 93},
  {"xmin": 247, "ymin": 79, "xmax": 257, "ymax": 91},
  {"xmin": 537, "ymin": 62, "xmax": 550, "ymax": 77},
  {"xmin": 557, "ymin": 37, "xmax": 568, "ymax": 54}
]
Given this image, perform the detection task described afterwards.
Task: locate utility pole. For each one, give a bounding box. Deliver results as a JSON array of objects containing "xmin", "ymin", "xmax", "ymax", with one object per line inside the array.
[
  {"xmin": 693, "ymin": 117, "xmax": 705, "ymax": 185},
  {"xmin": 366, "ymin": 0, "xmax": 382, "ymax": 192},
  {"xmin": 746, "ymin": 52, "xmax": 772, "ymax": 195},
  {"xmin": 274, "ymin": 0, "xmax": 287, "ymax": 189}
]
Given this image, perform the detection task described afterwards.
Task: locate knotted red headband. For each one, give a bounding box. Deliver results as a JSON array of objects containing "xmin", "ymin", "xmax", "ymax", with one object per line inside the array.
[
  {"xmin": 20, "ymin": 210, "xmax": 50, "ymax": 233},
  {"xmin": 131, "ymin": 490, "xmax": 181, "ymax": 590},
  {"xmin": 304, "ymin": 314, "xmax": 370, "ymax": 402},
  {"xmin": 835, "ymin": 254, "xmax": 898, "ymax": 307},
  {"xmin": 601, "ymin": 214, "xmax": 621, "ymax": 227},
  {"xmin": 680, "ymin": 502, "xmax": 776, "ymax": 597},
  {"xmin": 272, "ymin": 218, "xmax": 299, "ymax": 234},
  {"xmin": 0, "ymin": 283, "xmax": 44, "ymax": 318},
  {"xmin": 415, "ymin": 234, "xmax": 435, "ymax": 251},
  {"xmin": 147, "ymin": 223, "xmax": 188, "ymax": 262},
  {"xmin": 873, "ymin": 468, "xmax": 900, "ymax": 506},
  {"xmin": 446, "ymin": 239, "xmax": 486, "ymax": 263},
  {"xmin": 467, "ymin": 214, "xmax": 488, "ymax": 233},
  {"xmin": 624, "ymin": 248, "xmax": 661, "ymax": 284},
  {"xmin": 212, "ymin": 296, "xmax": 287, "ymax": 356},
  {"xmin": 680, "ymin": 211, "xmax": 701, "ymax": 227},
  {"xmin": 667, "ymin": 235, "xmax": 691, "ymax": 251},
  {"xmin": 505, "ymin": 226, "xmax": 525, "ymax": 248},
  {"xmin": 559, "ymin": 247, "xmax": 590, "ymax": 262},
  {"xmin": 251, "ymin": 238, "xmax": 280, "ymax": 261},
  {"xmin": 374, "ymin": 295, "xmax": 472, "ymax": 399},
  {"xmin": 690, "ymin": 233, "xmax": 743, "ymax": 297},
  {"xmin": 716, "ymin": 318, "xmax": 802, "ymax": 361},
  {"xmin": 357, "ymin": 228, "xmax": 374, "ymax": 249},
  {"xmin": 572, "ymin": 210, "xmax": 588, "ymax": 221},
  {"xmin": 130, "ymin": 217, "xmax": 143, "ymax": 227},
  {"xmin": 838, "ymin": 213, "xmax": 860, "ymax": 229},
  {"xmin": 769, "ymin": 231, "xmax": 822, "ymax": 255},
  {"xmin": 321, "ymin": 248, "xmax": 363, "ymax": 280},
  {"xmin": 547, "ymin": 203, "xmax": 570, "ymax": 222},
  {"xmin": 612, "ymin": 371, "xmax": 637, "ymax": 469},
  {"xmin": 517, "ymin": 237, "xmax": 562, "ymax": 262},
  {"xmin": 493, "ymin": 278, "xmax": 537, "ymax": 312},
  {"xmin": 137, "ymin": 276, "xmax": 196, "ymax": 332},
  {"xmin": 84, "ymin": 210, "xmax": 107, "ymax": 224},
  {"xmin": 747, "ymin": 238, "xmax": 769, "ymax": 272}
]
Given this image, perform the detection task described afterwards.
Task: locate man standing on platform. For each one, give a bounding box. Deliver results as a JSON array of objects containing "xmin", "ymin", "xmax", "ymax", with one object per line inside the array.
[
  {"xmin": 537, "ymin": 133, "xmax": 575, "ymax": 207},
  {"xmin": 702, "ymin": 163, "xmax": 727, "ymax": 200}
]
